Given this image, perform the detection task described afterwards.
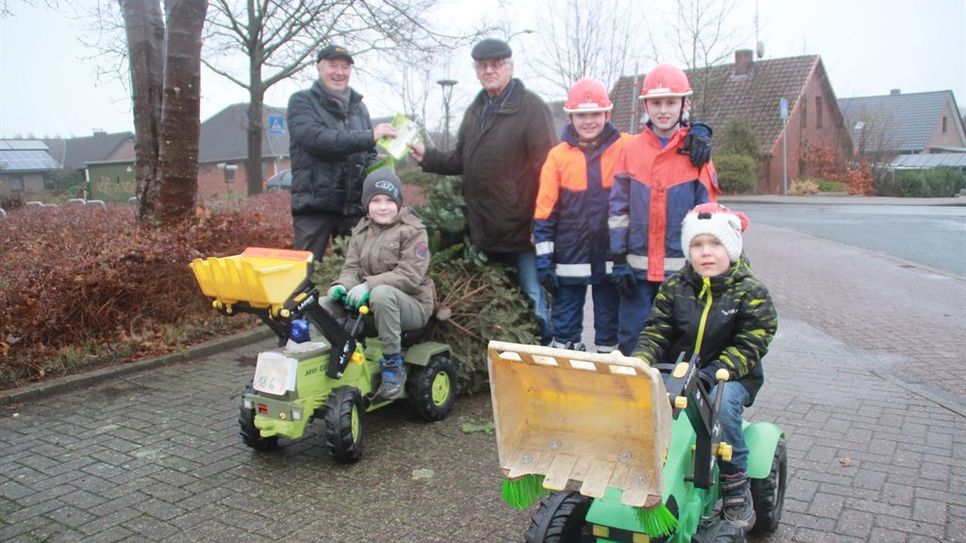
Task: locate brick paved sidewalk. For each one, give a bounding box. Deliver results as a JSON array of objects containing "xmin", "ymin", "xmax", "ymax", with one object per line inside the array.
[{"xmin": 1, "ymin": 221, "xmax": 964, "ymax": 542}]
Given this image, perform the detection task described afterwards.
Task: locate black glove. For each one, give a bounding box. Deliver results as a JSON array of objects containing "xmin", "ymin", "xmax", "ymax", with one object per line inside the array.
[
  {"xmin": 680, "ymin": 121, "xmax": 712, "ymax": 168},
  {"xmin": 538, "ymin": 268, "xmax": 558, "ymax": 295},
  {"xmin": 610, "ymin": 262, "xmax": 637, "ymax": 297}
]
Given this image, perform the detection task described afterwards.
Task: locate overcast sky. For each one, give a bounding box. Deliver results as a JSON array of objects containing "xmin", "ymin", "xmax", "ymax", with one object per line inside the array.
[{"xmin": 1, "ymin": 0, "xmax": 963, "ymax": 139}]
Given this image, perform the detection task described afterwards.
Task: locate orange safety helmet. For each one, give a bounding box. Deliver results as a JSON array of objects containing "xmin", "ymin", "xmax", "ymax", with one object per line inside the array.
[
  {"xmin": 640, "ymin": 64, "xmax": 693, "ymax": 99},
  {"xmin": 563, "ymin": 78, "xmax": 613, "ymax": 113}
]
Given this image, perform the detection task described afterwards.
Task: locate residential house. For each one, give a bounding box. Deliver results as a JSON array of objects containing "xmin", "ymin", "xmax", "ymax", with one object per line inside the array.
[
  {"xmin": 610, "ymin": 51, "xmax": 854, "ymax": 194},
  {"xmin": 839, "ymin": 90, "xmax": 966, "ymax": 163},
  {"xmin": 197, "ymin": 103, "xmax": 291, "ymax": 198},
  {"xmin": 0, "ymin": 140, "xmax": 61, "ymax": 194},
  {"xmin": 42, "ymin": 131, "xmax": 136, "ymax": 201}
]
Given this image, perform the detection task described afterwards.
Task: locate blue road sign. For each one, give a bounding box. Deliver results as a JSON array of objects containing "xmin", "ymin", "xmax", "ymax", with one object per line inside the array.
[
  {"xmin": 268, "ymin": 115, "xmax": 286, "ymax": 136},
  {"xmin": 780, "ymin": 97, "xmax": 789, "ymax": 120}
]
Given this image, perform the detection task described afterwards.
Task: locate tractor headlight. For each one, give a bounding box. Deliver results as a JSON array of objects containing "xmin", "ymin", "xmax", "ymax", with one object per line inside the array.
[
  {"xmin": 243, "ymin": 399, "xmax": 253, "ymax": 409},
  {"xmin": 291, "ymin": 409, "xmax": 303, "ymax": 420}
]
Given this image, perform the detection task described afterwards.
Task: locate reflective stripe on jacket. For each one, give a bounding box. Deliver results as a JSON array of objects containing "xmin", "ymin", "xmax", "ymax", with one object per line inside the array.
[
  {"xmin": 609, "ymin": 126, "xmax": 719, "ymax": 282},
  {"xmin": 534, "ymin": 123, "xmax": 630, "ymax": 284}
]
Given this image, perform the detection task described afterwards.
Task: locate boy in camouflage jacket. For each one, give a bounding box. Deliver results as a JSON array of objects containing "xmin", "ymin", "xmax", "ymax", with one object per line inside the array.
[{"xmin": 633, "ymin": 203, "xmax": 778, "ymax": 532}]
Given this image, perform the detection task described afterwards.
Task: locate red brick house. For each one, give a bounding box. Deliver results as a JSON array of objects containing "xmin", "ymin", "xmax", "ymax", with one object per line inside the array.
[
  {"xmin": 197, "ymin": 104, "xmax": 291, "ymax": 199},
  {"xmin": 610, "ymin": 51, "xmax": 854, "ymax": 194}
]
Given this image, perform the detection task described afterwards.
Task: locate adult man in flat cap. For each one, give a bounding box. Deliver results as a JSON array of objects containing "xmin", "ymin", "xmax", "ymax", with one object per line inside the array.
[
  {"xmin": 287, "ymin": 44, "xmax": 398, "ymax": 262},
  {"xmin": 410, "ymin": 38, "xmax": 556, "ymax": 344}
]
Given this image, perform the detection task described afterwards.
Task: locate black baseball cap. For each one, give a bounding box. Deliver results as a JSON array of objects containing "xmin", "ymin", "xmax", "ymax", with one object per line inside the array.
[
  {"xmin": 316, "ymin": 45, "xmax": 354, "ymax": 64},
  {"xmin": 471, "ymin": 38, "xmax": 512, "ymax": 61}
]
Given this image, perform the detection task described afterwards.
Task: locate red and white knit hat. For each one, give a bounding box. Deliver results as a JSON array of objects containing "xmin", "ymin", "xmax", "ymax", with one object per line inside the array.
[{"xmin": 681, "ymin": 203, "xmax": 750, "ymax": 262}]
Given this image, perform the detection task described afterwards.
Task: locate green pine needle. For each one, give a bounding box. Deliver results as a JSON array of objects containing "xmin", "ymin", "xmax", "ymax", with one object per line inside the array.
[
  {"xmin": 500, "ymin": 474, "xmax": 549, "ymax": 510},
  {"xmin": 634, "ymin": 502, "xmax": 679, "ymax": 538}
]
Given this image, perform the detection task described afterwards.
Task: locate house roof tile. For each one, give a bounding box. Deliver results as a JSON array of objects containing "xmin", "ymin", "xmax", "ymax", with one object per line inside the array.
[
  {"xmin": 839, "ymin": 91, "xmax": 958, "ymax": 153},
  {"xmin": 43, "ymin": 132, "xmax": 135, "ymax": 170},
  {"xmin": 199, "ymin": 103, "xmax": 290, "ymax": 163},
  {"xmin": 611, "ymin": 55, "xmax": 821, "ymax": 154}
]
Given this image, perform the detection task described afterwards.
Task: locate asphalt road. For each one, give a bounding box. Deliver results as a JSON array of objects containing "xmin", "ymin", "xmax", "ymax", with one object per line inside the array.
[{"xmin": 734, "ymin": 204, "xmax": 966, "ymax": 277}]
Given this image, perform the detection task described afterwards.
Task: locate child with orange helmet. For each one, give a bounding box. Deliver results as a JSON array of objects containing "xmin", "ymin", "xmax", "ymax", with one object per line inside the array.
[{"xmin": 609, "ymin": 63, "xmax": 721, "ymax": 355}]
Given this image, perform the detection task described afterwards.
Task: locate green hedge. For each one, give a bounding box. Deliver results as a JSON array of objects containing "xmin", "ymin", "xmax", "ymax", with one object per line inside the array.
[
  {"xmin": 714, "ymin": 154, "xmax": 758, "ymax": 194},
  {"xmin": 876, "ymin": 166, "xmax": 965, "ymax": 197}
]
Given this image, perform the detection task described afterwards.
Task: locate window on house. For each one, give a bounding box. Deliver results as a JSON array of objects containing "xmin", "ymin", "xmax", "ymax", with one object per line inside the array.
[
  {"xmin": 943, "ymin": 116, "xmax": 948, "ymax": 133},
  {"xmin": 9, "ymin": 176, "xmax": 25, "ymax": 193},
  {"xmin": 816, "ymin": 96, "xmax": 824, "ymax": 129},
  {"xmin": 801, "ymin": 96, "xmax": 807, "ymax": 128}
]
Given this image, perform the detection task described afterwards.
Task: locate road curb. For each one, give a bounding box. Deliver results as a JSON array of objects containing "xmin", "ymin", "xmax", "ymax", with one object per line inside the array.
[{"xmin": 0, "ymin": 326, "xmax": 275, "ymax": 406}]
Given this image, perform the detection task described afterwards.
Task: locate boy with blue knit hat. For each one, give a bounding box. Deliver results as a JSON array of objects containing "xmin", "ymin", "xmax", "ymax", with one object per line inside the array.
[{"xmin": 633, "ymin": 202, "xmax": 778, "ymax": 531}]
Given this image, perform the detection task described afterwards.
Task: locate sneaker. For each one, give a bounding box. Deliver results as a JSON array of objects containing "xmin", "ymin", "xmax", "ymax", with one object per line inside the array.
[
  {"xmin": 720, "ymin": 473, "xmax": 756, "ymax": 531},
  {"xmin": 373, "ymin": 354, "xmax": 406, "ymax": 401},
  {"xmin": 549, "ymin": 339, "xmax": 587, "ymax": 351},
  {"xmin": 595, "ymin": 344, "xmax": 619, "ymax": 354}
]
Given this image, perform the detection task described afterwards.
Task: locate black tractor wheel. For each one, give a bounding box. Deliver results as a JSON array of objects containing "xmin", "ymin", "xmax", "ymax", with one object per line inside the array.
[
  {"xmin": 524, "ymin": 490, "xmax": 591, "ymax": 543},
  {"xmin": 323, "ymin": 386, "xmax": 365, "ymax": 462},
  {"xmin": 751, "ymin": 437, "xmax": 787, "ymax": 534},
  {"xmin": 407, "ymin": 353, "xmax": 458, "ymax": 422},
  {"xmin": 239, "ymin": 386, "xmax": 278, "ymax": 451}
]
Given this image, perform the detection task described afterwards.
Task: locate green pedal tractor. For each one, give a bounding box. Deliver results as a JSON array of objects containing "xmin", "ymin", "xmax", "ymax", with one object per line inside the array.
[
  {"xmin": 190, "ymin": 247, "xmax": 457, "ymax": 462},
  {"xmin": 488, "ymin": 342, "xmax": 787, "ymax": 542}
]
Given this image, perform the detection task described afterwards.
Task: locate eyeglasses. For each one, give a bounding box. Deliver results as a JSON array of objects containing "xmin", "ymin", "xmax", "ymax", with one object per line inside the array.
[{"xmin": 474, "ymin": 59, "xmax": 510, "ymax": 72}]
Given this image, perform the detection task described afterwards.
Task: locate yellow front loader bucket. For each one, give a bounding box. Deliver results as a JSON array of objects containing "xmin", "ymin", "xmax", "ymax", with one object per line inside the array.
[
  {"xmin": 487, "ymin": 341, "xmax": 672, "ymax": 508},
  {"xmin": 189, "ymin": 247, "xmax": 313, "ymax": 313}
]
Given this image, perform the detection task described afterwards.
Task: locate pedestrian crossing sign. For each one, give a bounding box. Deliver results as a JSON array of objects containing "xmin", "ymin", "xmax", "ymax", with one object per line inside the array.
[{"xmin": 268, "ymin": 115, "xmax": 285, "ymax": 136}]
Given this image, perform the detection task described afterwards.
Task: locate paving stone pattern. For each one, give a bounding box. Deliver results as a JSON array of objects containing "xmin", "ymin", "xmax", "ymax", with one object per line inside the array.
[{"xmin": 1, "ymin": 221, "xmax": 964, "ymax": 542}]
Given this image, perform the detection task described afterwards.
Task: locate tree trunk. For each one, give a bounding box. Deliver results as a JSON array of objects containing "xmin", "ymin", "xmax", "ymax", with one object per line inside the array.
[
  {"xmin": 157, "ymin": 0, "xmax": 208, "ymax": 224},
  {"xmin": 245, "ymin": 5, "xmax": 265, "ymax": 197},
  {"xmin": 120, "ymin": 0, "xmax": 165, "ymax": 223},
  {"xmin": 245, "ymin": 88, "xmax": 264, "ymax": 197}
]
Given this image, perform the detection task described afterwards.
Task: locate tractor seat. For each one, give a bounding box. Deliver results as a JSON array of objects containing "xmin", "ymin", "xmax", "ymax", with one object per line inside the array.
[
  {"xmin": 358, "ymin": 320, "xmax": 426, "ymax": 348},
  {"xmin": 401, "ymin": 328, "xmax": 426, "ymax": 348}
]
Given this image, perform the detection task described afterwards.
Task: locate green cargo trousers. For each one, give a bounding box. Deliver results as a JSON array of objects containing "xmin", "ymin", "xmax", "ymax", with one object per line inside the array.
[{"xmin": 320, "ymin": 284, "xmax": 430, "ymax": 355}]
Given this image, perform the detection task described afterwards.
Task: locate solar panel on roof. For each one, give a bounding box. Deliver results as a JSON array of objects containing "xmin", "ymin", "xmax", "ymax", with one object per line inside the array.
[
  {"xmin": 0, "ymin": 149, "xmax": 60, "ymax": 171},
  {"xmin": 0, "ymin": 140, "xmax": 49, "ymax": 151}
]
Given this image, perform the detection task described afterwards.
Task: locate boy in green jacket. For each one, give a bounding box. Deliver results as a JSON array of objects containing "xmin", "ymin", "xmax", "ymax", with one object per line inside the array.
[
  {"xmin": 323, "ymin": 168, "xmax": 435, "ymax": 400},
  {"xmin": 633, "ymin": 203, "xmax": 778, "ymax": 531}
]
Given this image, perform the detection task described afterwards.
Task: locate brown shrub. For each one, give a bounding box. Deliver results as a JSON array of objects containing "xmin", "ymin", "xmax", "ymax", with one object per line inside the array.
[{"xmin": 0, "ymin": 192, "xmax": 292, "ymax": 385}]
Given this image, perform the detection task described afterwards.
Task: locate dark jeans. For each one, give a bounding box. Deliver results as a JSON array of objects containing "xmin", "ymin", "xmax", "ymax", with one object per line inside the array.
[{"xmin": 293, "ymin": 212, "xmax": 361, "ymax": 262}]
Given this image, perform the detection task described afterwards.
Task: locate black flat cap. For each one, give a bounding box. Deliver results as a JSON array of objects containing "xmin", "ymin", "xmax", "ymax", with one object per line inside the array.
[
  {"xmin": 471, "ymin": 38, "xmax": 512, "ymax": 61},
  {"xmin": 316, "ymin": 44, "xmax": 354, "ymax": 64}
]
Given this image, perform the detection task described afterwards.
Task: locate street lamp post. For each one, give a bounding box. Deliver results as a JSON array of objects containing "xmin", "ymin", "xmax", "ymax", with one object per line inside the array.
[{"xmin": 436, "ymin": 79, "xmax": 457, "ymax": 151}]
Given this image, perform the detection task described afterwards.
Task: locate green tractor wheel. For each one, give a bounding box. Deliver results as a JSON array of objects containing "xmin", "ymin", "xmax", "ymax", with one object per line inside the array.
[
  {"xmin": 751, "ymin": 437, "xmax": 787, "ymax": 534},
  {"xmin": 407, "ymin": 354, "xmax": 458, "ymax": 422},
  {"xmin": 239, "ymin": 385, "xmax": 278, "ymax": 451},
  {"xmin": 324, "ymin": 386, "xmax": 365, "ymax": 462},
  {"xmin": 524, "ymin": 490, "xmax": 590, "ymax": 543}
]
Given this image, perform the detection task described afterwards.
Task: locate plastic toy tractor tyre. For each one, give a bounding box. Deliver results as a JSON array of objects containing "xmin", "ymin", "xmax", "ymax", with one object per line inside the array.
[
  {"xmin": 751, "ymin": 437, "xmax": 787, "ymax": 534},
  {"xmin": 239, "ymin": 385, "xmax": 278, "ymax": 451},
  {"xmin": 324, "ymin": 386, "xmax": 365, "ymax": 462},
  {"xmin": 524, "ymin": 490, "xmax": 591, "ymax": 543},
  {"xmin": 407, "ymin": 354, "xmax": 458, "ymax": 422}
]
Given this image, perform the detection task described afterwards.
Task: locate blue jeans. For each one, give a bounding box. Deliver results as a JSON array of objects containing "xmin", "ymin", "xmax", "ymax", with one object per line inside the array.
[
  {"xmin": 710, "ymin": 381, "xmax": 750, "ymax": 475},
  {"xmin": 617, "ymin": 279, "xmax": 660, "ymax": 355},
  {"xmin": 515, "ymin": 250, "xmax": 551, "ymax": 344},
  {"xmin": 551, "ymin": 282, "xmax": 619, "ymax": 347}
]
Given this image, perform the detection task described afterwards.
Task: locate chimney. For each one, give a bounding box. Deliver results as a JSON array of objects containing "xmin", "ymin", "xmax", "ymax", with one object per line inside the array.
[
  {"xmin": 890, "ymin": 89, "xmax": 901, "ymax": 95},
  {"xmin": 734, "ymin": 49, "xmax": 754, "ymax": 76}
]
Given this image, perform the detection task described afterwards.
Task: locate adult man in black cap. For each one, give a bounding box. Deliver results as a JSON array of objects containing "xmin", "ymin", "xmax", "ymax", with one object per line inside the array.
[
  {"xmin": 409, "ymin": 37, "xmax": 556, "ymax": 344},
  {"xmin": 287, "ymin": 45, "xmax": 399, "ymax": 262}
]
